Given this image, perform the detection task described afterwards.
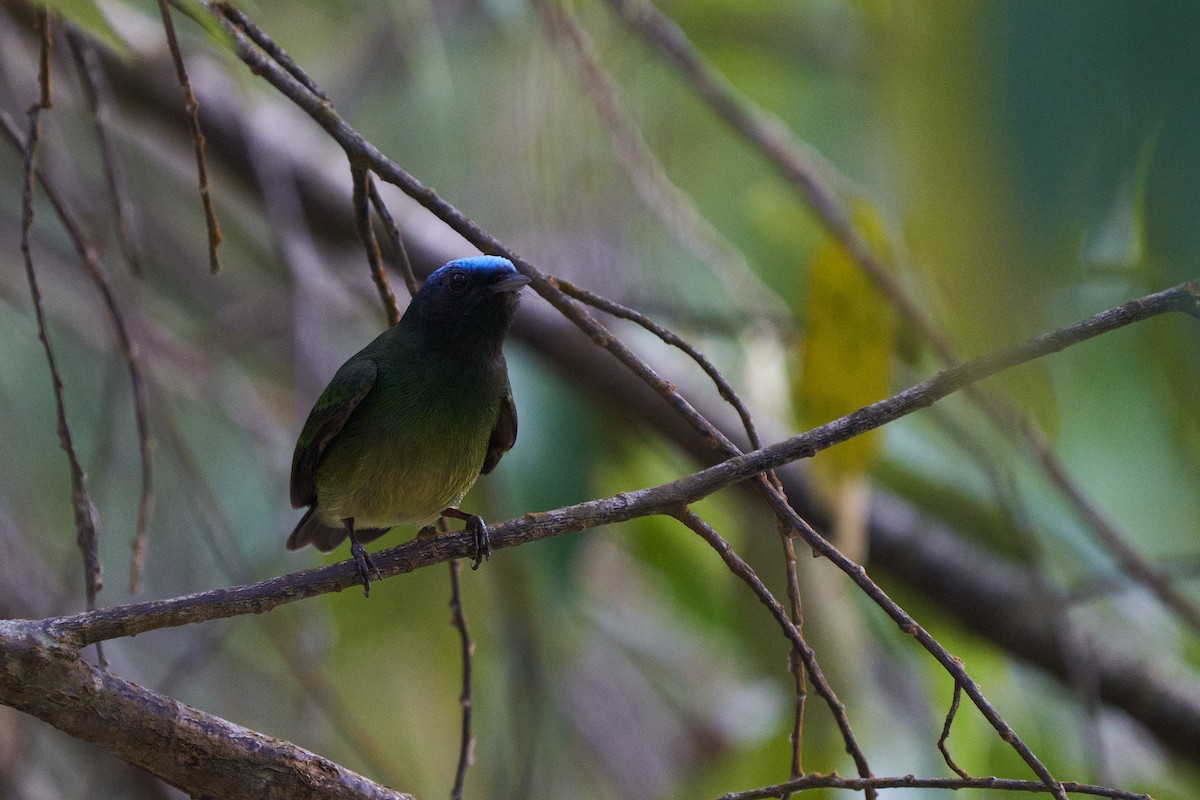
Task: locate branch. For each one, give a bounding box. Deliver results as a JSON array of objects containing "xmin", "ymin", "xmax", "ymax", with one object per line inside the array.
[
  {"xmin": 0, "ymin": 621, "xmax": 413, "ymax": 800},
  {"xmin": 36, "ymin": 280, "xmax": 1197, "ymax": 651},
  {"xmin": 714, "ymin": 773, "xmax": 1150, "ymax": 800}
]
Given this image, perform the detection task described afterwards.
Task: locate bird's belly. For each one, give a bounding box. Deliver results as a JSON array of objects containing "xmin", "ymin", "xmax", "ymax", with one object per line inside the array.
[{"xmin": 313, "ymin": 427, "xmax": 488, "ymax": 529}]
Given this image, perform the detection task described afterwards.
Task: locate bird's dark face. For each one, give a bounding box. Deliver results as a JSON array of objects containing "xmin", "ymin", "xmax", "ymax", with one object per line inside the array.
[{"xmin": 410, "ymin": 256, "xmax": 530, "ymax": 354}]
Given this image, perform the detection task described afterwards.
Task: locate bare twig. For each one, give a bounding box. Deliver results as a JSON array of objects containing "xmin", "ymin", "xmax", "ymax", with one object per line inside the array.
[
  {"xmin": 157, "ymin": 0, "xmax": 222, "ymax": 273},
  {"xmin": 671, "ymin": 508, "xmax": 872, "ymax": 790},
  {"xmin": 351, "ymin": 165, "xmax": 400, "ymax": 325},
  {"xmin": 15, "ymin": 25, "xmax": 106, "ymax": 665},
  {"xmin": 368, "ymin": 176, "xmax": 420, "ymax": 298},
  {"xmin": 36, "ymin": 6, "xmax": 52, "ymax": 108},
  {"xmin": 448, "ymin": 559, "xmax": 475, "ymax": 800},
  {"xmin": 213, "ymin": 0, "xmax": 327, "ymax": 100},
  {"xmin": 65, "ymin": 27, "xmax": 143, "ymax": 275},
  {"xmin": 715, "ymin": 773, "xmax": 1150, "ymax": 800},
  {"xmin": 937, "ymin": 682, "xmax": 971, "ymax": 779},
  {"xmin": 779, "ymin": 525, "xmax": 806, "ymax": 792},
  {"xmin": 598, "ymin": 0, "xmax": 1200, "ymax": 642},
  {"xmin": 552, "ymin": 276, "xmax": 765, "ymax": 450},
  {"xmin": 0, "ymin": 113, "xmax": 156, "ymax": 596}
]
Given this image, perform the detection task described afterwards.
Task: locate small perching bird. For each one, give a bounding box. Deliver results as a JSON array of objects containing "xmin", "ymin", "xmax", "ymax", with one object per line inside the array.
[{"xmin": 288, "ymin": 255, "xmax": 530, "ymax": 595}]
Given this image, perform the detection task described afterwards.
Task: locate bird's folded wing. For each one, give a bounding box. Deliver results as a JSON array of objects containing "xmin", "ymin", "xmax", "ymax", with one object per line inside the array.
[
  {"xmin": 481, "ymin": 391, "xmax": 518, "ymax": 475},
  {"xmin": 289, "ymin": 358, "xmax": 378, "ymax": 508}
]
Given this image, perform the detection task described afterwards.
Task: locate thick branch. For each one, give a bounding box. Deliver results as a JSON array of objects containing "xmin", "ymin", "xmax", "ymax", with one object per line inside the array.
[{"xmin": 0, "ymin": 621, "xmax": 412, "ymax": 800}]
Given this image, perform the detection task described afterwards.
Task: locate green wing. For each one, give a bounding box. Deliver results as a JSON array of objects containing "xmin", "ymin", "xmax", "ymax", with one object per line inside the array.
[
  {"xmin": 481, "ymin": 391, "xmax": 518, "ymax": 475},
  {"xmin": 290, "ymin": 358, "xmax": 378, "ymax": 508}
]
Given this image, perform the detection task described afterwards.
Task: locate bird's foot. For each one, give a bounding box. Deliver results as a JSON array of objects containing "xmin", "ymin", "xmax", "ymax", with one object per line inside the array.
[
  {"xmin": 440, "ymin": 507, "xmax": 491, "ymax": 569},
  {"xmin": 416, "ymin": 524, "xmax": 438, "ymax": 540},
  {"xmin": 466, "ymin": 515, "xmax": 491, "ymax": 570},
  {"xmin": 349, "ymin": 539, "xmax": 382, "ymax": 597}
]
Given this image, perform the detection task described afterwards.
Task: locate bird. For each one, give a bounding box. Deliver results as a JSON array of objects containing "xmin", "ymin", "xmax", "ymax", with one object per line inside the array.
[{"xmin": 287, "ymin": 255, "xmax": 530, "ymax": 595}]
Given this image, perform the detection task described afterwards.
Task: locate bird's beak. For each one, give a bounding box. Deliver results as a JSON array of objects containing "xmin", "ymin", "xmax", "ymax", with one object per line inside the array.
[{"xmin": 490, "ymin": 274, "xmax": 532, "ymax": 294}]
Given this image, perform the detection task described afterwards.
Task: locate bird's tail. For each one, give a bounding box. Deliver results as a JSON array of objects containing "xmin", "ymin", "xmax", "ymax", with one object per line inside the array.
[
  {"xmin": 287, "ymin": 507, "xmax": 348, "ymax": 552},
  {"xmin": 287, "ymin": 508, "xmax": 391, "ymax": 552}
]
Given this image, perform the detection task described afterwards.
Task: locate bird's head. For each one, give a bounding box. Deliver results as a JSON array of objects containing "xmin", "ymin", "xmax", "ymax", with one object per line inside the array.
[{"xmin": 406, "ymin": 256, "xmax": 531, "ymax": 356}]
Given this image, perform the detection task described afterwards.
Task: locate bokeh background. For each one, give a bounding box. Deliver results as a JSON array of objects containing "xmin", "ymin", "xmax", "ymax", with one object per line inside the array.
[{"xmin": 0, "ymin": 0, "xmax": 1198, "ymax": 798}]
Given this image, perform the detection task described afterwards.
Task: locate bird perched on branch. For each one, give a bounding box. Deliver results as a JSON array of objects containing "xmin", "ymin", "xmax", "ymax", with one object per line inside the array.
[{"xmin": 288, "ymin": 255, "xmax": 530, "ymax": 595}]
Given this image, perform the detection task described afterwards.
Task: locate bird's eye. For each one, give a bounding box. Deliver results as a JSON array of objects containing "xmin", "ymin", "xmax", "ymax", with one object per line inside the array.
[{"xmin": 447, "ymin": 269, "xmax": 469, "ymax": 293}]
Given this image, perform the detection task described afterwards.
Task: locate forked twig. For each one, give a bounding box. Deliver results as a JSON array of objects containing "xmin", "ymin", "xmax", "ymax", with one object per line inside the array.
[
  {"xmin": 367, "ymin": 176, "xmax": 420, "ymax": 298},
  {"xmin": 937, "ymin": 682, "xmax": 971, "ymax": 779},
  {"xmin": 672, "ymin": 508, "xmax": 873, "ymax": 791}
]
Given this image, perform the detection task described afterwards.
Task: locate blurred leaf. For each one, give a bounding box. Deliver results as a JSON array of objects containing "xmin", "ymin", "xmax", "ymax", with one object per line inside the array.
[
  {"xmin": 794, "ymin": 201, "xmax": 894, "ymax": 479},
  {"xmin": 1080, "ymin": 121, "xmax": 1160, "ymax": 269},
  {"xmin": 41, "ymin": 0, "xmax": 126, "ymax": 52}
]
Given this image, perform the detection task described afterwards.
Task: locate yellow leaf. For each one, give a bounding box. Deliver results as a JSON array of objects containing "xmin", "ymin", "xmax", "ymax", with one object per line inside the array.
[{"xmin": 793, "ymin": 202, "xmax": 894, "ymax": 481}]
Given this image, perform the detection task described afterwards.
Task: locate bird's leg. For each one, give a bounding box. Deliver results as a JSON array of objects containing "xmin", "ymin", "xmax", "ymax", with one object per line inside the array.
[
  {"xmin": 344, "ymin": 517, "xmax": 381, "ymax": 597},
  {"xmin": 440, "ymin": 507, "xmax": 491, "ymax": 570}
]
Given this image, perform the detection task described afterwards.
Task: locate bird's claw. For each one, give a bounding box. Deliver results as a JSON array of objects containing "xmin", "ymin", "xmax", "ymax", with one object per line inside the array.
[
  {"xmin": 466, "ymin": 515, "xmax": 491, "ymax": 570},
  {"xmin": 349, "ymin": 539, "xmax": 381, "ymax": 597}
]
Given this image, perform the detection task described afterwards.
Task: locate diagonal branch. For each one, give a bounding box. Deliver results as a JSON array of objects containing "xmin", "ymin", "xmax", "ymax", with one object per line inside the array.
[
  {"xmin": 0, "ymin": 621, "xmax": 413, "ymax": 800},
  {"xmin": 39, "ymin": 279, "xmax": 1198, "ymax": 651}
]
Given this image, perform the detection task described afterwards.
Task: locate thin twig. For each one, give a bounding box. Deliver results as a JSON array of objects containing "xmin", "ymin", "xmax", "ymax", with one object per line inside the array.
[
  {"xmin": 552, "ymin": 276, "xmax": 764, "ymax": 450},
  {"xmin": 779, "ymin": 525, "xmax": 806, "ymax": 793},
  {"xmin": 672, "ymin": 508, "xmax": 873, "ymax": 790},
  {"xmin": 715, "ymin": 773, "xmax": 1150, "ymax": 800},
  {"xmin": 367, "ymin": 175, "xmax": 420, "ymax": 298},
  {"xmin": 937, "ymin": 682, "xmax": 971, "ymax": 779},
  {"xmin": 448, "ymin": 559, "xmax": 475, "ymax": 800},
  {"xmin": 65, "ymin": 27, "xmax": 143, "ymax": 275},
  {"xmin": 533, "ymin": 0, "xmax": 789, "ymax": 326},
  {"xmin": 599, "ymin": 0, "xmax": 1200, "ymax": 644},
  {"xmin": 158, "ymin": 0, "xmax": 222, "ymax": 273},
  {"xmin": 36, "ymin": 7, "xmax": 53, "ymax": 109},
  {"xmin": 0, "ymin": 114, "xmax": 156, "ymax": 596},
  {"xmin": 16, "ymin": 74, "xmax": 105, "ymax": 663},
  {"xmin": 351, "ymin": 165, "xmax": 400, "ymax": 326},
  {"xmin": 214, "ymin": 1, "xmax": 328, "ymax": 100}
]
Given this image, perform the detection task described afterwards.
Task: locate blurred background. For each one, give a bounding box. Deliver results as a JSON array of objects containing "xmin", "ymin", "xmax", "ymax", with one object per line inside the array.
[{"xmin": 0, "ymin": 0, "xmax": 1198, "ymax": 797}]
